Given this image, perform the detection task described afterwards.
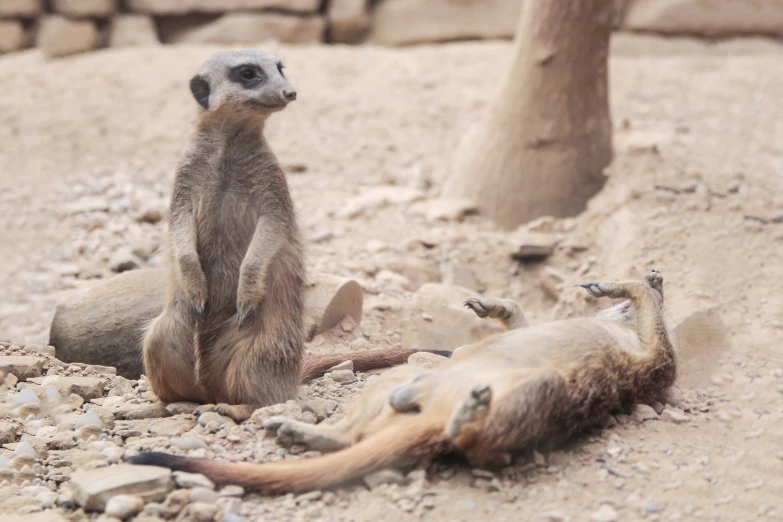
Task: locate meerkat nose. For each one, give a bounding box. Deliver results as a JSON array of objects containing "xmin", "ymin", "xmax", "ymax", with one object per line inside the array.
[{"xmin": 282, "ymin": 88, "xmax": 297, "ymax": 101}]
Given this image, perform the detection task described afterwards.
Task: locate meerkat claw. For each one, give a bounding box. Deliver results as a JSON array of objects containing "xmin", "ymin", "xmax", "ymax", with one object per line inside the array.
[
  {"xmin": 575, "ymin": 281, "xmax": 613, "ymax": 298},
  {"xmin": 194, "ymin": 300, "xmax": 205, "ymax": 315},
  {"xmin": 463, "ymin": 298, "xmax": 489, "ymax": 318}
]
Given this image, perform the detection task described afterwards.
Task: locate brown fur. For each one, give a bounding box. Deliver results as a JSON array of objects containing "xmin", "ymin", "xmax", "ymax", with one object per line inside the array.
[
  {"xmin": 132, "ymin": 270, "xmax": 678, "ymax": 492},
  {"xmin": 140, "ymin": 51, "xmax": 449, "ymax": 423}
]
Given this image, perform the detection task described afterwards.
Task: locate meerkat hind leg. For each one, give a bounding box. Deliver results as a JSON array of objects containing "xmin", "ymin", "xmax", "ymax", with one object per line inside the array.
[
  {"xmin": 262, "ymin": 416, "xmax": 350, "ymax": 452},
  {"xmin": 463, "ymin": 298, "xmax": 528, "ymax": 330},
  {"xmin": 446, "ymin": 384, "xmax": 492, "ymax": 442}
]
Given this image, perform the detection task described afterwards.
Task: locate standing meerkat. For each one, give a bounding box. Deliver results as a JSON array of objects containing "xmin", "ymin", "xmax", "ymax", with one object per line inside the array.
[
  {"xmin": 141, "ymin": 50, "xmax": 449, "ymax": 422},
  {"xmin": 133, "ymin": 270, "xmax": 679, "ymax": 492}
]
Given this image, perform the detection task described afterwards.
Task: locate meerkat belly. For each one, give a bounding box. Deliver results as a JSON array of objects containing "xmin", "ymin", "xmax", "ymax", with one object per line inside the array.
[{"xmin": 196, "ymin": 194, "xmax": 261, "ymax": 307}]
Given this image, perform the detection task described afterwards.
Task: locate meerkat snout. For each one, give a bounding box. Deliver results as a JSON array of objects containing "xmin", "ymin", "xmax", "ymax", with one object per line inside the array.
[{"xmin": 189, "ymin": 49, "xmax": 296, "ymax": 114}]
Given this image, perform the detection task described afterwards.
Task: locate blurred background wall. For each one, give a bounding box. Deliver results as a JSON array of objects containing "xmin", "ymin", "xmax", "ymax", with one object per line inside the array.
[{"xmin": 0, "ymin": 0, "xmax": 782, "ymax": 58}]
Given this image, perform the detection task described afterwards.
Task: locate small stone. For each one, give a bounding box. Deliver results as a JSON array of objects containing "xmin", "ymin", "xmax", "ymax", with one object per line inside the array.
[
  {"xmin": 164, "ymin": 402, "xmax": 200, "ymax": 416},
  {"xmin": 660, "ymin": 407, "xmax": 690, "ymax": 424},
  {"xmin": 13, "ymin": 441, "xmax": 37, "ymax": 457},
  {"xmin": 71, "ymin": 464, "xmax": 172, "ymax": 511},
  {"xmin": 219, "ymin": 485, "xmax": 244, "ymax": 497},
  {"xmin": 408, "ymin": 198, "xmax": 478, "ymax": 221},
  {"xmin": 631, "ymin": 404, "xmax": 659, "ymax": 422},
  {"xmin": 326, "ymin": 360, "xmax": 353, "ymax": 373},
  {"xmin": 302, "ymin": 398, "xmax": 338, "ymax": 422},
  {"xmin": 173, "ymin": 471, "xmax": 214, "ymax": 490},
  {"xmin": 189, "ymin": 501, "xmax": 219, "ymax": 521},
  {"xmin": 34, "ymin": 491, "xmax": 58, "ymax": 509},
  {"xmin": 0, "ymin": 356, "xmax": 44, "ymax": 381},
  {"xmin": 198, "ymin": 412, "xmax": 235, "ymax": 428},
  {"xmin": 109, "ymin": 248, "xmax": 140, "ymax": 273},
  {"xmin": 189, "ymin": 487, "xmax": 218, "ymax": 504},
  {"xmin": 102, "ymin": 447, "xmax": 125, "ymax": 464},
  {"xmin": 13, "ymin": 388, "xmax": 41, "ymax": 407},
  {"xmin": 510, "ymin": 232, "xmax": 557, "ymax": 261},
  {"xmin": 327, "ymin": 369, "xmax": 355, "ymax": 383},
  {"xmin": 75, "ymin": 410, "xmax": 104, "ymax": 429},
  {"xmin": 590, "ymin": 505, "xmax": 619, "ymax": 522},
  {"xmin": 363, "ymin": 469, "xmax": 405, "ymax": 488},
  {"xmin": 105, "ymin": 494, "xmax": 144, "ymax": 520},
  {"xmin": 407, "ymin": 352, "xmax": 448, "ymax": 368},
  {"xmin": 170, "ymin": 437, "xmax": 208, "ymax": 451}
]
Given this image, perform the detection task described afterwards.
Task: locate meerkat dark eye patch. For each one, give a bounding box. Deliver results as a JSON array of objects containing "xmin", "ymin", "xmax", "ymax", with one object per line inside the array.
[
  {"xmin": 277, "ymin": 62, "xmax": 285, "ymax": 78},
  {"xmin": 189, "ymin": 75, "xmax": 211, "ymax": 109},
  {"xmin": 229, "ymin": 64, "xmax": 267, "ymax": 88}
]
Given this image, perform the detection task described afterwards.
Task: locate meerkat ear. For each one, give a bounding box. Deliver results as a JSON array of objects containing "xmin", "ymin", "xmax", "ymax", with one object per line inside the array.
[{"xmin": 189, "ymin": 75, "xmax": 211, "ymax": 109}]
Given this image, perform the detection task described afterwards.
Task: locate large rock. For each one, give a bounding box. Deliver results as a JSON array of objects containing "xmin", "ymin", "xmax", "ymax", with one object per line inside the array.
[
  {"xmin": 38, "ymin": 16, "xmax": 101, "ymax": 59},
  {"xmin": 71, "ymin": 465, "xmax": 172, "ymax": 511},
  {"xmin": 622, "ymin": 0, "xmax": 783, "ymax": 35},
  {"xmin": 0, "ymin": 0, "xmax": 42, "ymax": 18},
  {"xmin": 109, "ymin": 15, "xmax": 159, "ymax": 47},
  {"xmin": 304, "ymin": 272, "xmax": 363, "ymax": 340},
  {"xmin": 0, "ymin": 20, "xmax": 26, "ymax": 54},
  {"xmin": 49, "ymin": 268, "xmax": 165, "ymax": 379},
  {"xmin": 370, "ymin": 0, "xmax": 521, "ymax": 45},
  {"xmin": 164, "ymin": 12, "xmax": 325, "ymax": 44},
  {"xmin": 327, "ymin": 0, "xmax": 370, "ymax": 43},
  {"xmin": 0, "ymin": 356, "xmax": 44, "ymax": 381},
  {"xmin": 127, "ymin": 0, "xmax": 320, "ymax": 15},
  {"xmin": 50, "ymin": 268, "xmax": 363, "ymax": 378},
  {"xmin": 52, "ymin": 0, "xmax": 116, "ymax": 17}
]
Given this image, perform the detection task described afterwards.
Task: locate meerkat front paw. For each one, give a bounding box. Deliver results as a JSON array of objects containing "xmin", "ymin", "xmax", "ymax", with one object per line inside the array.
[
  {"xmin": 178, "ymin": 255, "xmax": 208, "ymax": 314},
  {"xmin": 236, "ymin": 280, "xmax": 265, "ymax": 328}
]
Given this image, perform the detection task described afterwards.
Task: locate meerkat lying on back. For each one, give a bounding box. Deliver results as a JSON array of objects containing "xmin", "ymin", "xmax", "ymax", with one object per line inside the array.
[
  {"xmin": 133, "ymin": 270, "xmax": 678, "ymax": 492},
  {"xmin": 141, "ymin": 50, "xmax": 446, "ymax": 423}
]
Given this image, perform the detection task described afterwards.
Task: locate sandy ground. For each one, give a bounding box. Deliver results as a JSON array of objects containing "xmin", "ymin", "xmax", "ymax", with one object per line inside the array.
[{"xmin": 1, "ymin": 34, "xmax": 783, "ymax": 521}]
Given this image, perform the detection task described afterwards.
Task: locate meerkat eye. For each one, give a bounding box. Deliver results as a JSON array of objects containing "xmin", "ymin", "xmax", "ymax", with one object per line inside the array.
[
  {"xmin": 240, "ymin": 67, "xmax": 256, "ymax": 81},
  {"xmin": 277, "ymin": 62, "xmax": 285, "ymax": 78}
]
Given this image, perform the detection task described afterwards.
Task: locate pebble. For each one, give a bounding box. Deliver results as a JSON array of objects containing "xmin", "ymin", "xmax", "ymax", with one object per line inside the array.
[
  {"xmin": 105, "ymin": 494, "xmax": 144, "ymax": 520},
  {"xmin": 74, "ymin": 410, "xmax": 104, "ymax": 429},
  {"xmin": 630, "ymin": 404, "xmax": 659, "ymax": 422},
  {"xmin": 219, "ymin": 485, "xmax": 244, "ymax": 497},
  {"xmin": 173, "ymin": 471, "xmax": 215, "ymax": 490},
  {"xmin": 170, "ymin": 437, "xmax": 208, "ymax": 451},
  {"xmin": 70, "ymin": 464, "xmax": 172, "ymax": 511},
  {"xmin": 198, "ymin": 412, "xmax": 235, "ymax": 428},
  {"xmin": 326, "ymin": 369, "xmax": 355, "ymax": 383},
  {"xmin": 13, "ymin": 389, "xmax": 41, "ymax": 407},
  {"xmin": 13, "ymin": 442, "xmax": 37, "ymax": 457},
  {"xmin": 189, "ymin": 501, "xmax": 219, "ymax": 521},
  {"xmin": 189, "ymin": 487, "xmax": 219, "ymax": 504},
  {"xmin": 326, "ymin": 360, "xmax": 353, "ymax": 373},
  {"xmin": 590, "ymin": 505, "xmax": 619, "ymax": 522},
  {"xmin": 660, "ymin": 407, "xmax": 690, "ymax": 424},
  {"xmin": 363, "ymin": 469, "xmax": 405, "ymax": 488},
  {"xmin": 34, "ymin": 491, "xmax": 58, "ymax": 508}
]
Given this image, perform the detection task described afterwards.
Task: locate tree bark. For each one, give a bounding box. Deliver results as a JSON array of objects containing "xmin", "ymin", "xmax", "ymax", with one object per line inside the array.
[{"xmin": 444, "ymin": 0, "xmax": 613, "ymax": 230}]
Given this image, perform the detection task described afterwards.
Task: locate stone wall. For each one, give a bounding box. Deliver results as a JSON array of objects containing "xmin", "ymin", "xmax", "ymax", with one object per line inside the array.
[{"xmin": 0, "ymin": 0, "xmax": 782, "ymax": 58}]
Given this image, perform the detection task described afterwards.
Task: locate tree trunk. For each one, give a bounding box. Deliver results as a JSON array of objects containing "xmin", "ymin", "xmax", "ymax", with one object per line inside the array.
[{"xmin": 444, "ymin": 0, "xmax": 613, "ymax": 230}]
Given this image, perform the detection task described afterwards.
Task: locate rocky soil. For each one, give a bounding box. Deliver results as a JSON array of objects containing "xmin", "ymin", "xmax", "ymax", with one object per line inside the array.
[{"xmin": 1, "ymin": 34, "xmax": 783, "ymax": 521}]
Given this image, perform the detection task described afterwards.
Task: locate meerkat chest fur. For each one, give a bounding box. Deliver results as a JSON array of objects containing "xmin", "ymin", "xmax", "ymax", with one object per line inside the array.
[{"xmin": 185, "ymin": 124, "xmax": 293, "ymax": 296}]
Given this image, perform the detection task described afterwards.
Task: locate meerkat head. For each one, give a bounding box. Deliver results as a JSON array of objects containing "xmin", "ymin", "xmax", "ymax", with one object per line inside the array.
[{"xmin": 189, "ymin": 50, "xmax": 296, "ymax": 116}]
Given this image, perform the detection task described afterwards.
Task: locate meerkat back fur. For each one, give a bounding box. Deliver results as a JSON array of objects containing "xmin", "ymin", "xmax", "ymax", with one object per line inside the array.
[{"xmin": 133, "ymin": 270, "xmax": 678, "ymax": 492}]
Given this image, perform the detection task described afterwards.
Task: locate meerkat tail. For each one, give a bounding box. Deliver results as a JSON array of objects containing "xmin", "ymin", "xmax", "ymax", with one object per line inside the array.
[
  {"xmin": 299, "ymin": 348, "xmax": 451, "ymax": 382},
  {"xmin": 129, "ymin": 416, "xmax": 443, "ymax": 493}
]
